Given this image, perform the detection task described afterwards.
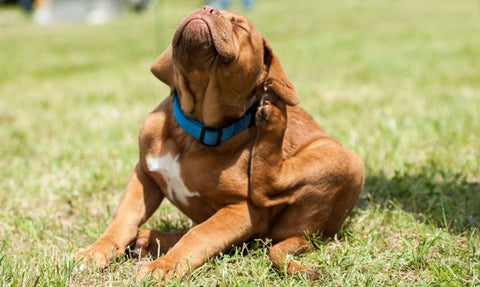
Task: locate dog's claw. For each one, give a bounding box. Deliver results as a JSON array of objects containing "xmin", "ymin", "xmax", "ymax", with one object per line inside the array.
[
  {"xmin": 136, "ymin": 260, "xmax": 175, "ymax": 282},
  {"xmin": 73, "ymin": 250, "xmax": 108, "ymax": 270},
  {"xmin": 136, "ymin": 265, "xmax": 156, "ymax": 282},
  {"xmin": 260, "ymin": 93, "xmax": 273, "ymax": 106},
  {"xmin": 73, "ymin": 239, "xmax": 123, "ymax": 270}
]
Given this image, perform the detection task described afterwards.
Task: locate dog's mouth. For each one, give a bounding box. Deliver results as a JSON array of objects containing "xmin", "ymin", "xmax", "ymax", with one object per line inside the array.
[
  {"xmin": 174, "ymin": 18, "xmax": 215, "ymax": 55},
  {"xmin": 172, "ymin": 10, "xmax": 237, "ymax": 64}
]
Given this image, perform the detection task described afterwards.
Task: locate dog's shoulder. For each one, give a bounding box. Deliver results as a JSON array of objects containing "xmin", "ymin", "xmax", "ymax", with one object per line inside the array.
[{"xmin": 138, "ymin": 97, "xmax": 176, "ymax": 152}]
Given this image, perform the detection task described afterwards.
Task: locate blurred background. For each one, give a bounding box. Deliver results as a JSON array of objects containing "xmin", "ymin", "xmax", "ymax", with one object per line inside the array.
[
  {"xmin": 0, "ymin": 0, "xmax": 478, "ymax": 285},
  {"xmin": 1, "ymin": 0, "xmax": 150, "ymax": 25}
]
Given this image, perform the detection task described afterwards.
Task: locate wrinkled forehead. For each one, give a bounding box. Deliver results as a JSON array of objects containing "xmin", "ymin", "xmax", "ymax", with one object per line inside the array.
[
  {"xmin": 219, "ymin": 10, "xmax": 264, "ymax": 48},
  {"xmin": 219, "ymin": 10, "xmax": 254, "ymax": 27}
]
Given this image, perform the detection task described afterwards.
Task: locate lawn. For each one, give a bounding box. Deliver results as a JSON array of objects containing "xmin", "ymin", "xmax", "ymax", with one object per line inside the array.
[{"xmin": 0, "ymin": 0, "xmax": 479, "ymax": 286}]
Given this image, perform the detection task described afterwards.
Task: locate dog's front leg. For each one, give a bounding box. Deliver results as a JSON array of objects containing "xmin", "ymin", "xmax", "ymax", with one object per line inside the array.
[
  {"xmin": 136, "ymin": 202, "xmax": 265, "ymax": 281},
  {"xmin": 74, "ymin": 163, "xmax": 163, "ymax": 268}
]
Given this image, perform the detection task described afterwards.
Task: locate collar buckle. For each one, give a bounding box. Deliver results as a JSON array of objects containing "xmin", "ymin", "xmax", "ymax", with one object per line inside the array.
[{"xmin": 199, "ymin": 126, "xmax": 223, "ymax": 146}]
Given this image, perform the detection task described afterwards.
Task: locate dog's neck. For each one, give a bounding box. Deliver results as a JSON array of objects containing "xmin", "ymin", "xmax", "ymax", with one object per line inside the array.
[
  {"xmin": 175, "ymin": 86, "xmax": 256, "ymax": 129},
  {"xmin": 172, "ymin": 92, "xmax": 258, "ymax": 146}
]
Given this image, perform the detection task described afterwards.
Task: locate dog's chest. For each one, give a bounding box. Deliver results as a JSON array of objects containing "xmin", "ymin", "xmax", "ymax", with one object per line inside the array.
[
  {"xmin": 146, "ymin": 154, "xmax": 200, "ymax": 207},
  {"xmin": 144, "ymin": 150, "xmax": 249, "ymax": 214}
]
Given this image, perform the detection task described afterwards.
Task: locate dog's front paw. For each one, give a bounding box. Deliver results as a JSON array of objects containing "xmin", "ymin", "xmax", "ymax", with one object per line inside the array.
[
  {"xmin": 73, "ymin": 239, "xmax": 122, "ymax": 270},
  {"xmin": 136, "ymin": 258, "xmax": 182, "ymax": 282},
  {"xmin": 256, "ymin": 93, "xmax": 287, "ymax": 133}
]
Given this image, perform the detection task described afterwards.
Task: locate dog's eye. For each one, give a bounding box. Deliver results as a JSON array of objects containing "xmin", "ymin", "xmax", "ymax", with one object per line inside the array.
[{"xmin": 232, "ymin": 21, "xmax": 249, "ymax": 35}]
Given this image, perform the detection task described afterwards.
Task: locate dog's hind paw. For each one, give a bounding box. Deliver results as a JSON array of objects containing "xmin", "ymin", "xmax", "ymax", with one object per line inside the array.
[
  {"xmin": 256, "ymin": 93, "xmax": 287, "ymax": 133},
  {"xmin": 130, "ymin": 229, "xmax": 185, "ymax": 259}
]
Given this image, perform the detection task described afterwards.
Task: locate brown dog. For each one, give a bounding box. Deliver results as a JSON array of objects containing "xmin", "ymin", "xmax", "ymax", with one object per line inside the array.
[{"xmin": 74, "ymin": 6, "xmax": 364, "ymax": 281}]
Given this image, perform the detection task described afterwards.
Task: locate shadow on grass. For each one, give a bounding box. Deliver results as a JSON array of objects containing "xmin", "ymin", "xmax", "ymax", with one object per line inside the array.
[{"xmin": 359, "ymin": 164, "xmax": 480, "ymax": 234}]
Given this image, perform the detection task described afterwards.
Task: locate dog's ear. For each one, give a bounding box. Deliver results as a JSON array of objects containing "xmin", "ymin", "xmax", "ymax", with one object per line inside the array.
[
  {"xmin": 262, "ymin": 39, "xmax": 300, "ymax": 106},
  {"xmin": 150, "ymin": 45, "xmax": 174, "ymax": 87}
]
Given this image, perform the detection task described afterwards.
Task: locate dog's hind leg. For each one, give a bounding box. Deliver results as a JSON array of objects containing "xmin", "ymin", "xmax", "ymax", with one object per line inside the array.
[
  {"xmin": 269, "ymin": 236, "xmax": 319, "ymax": 279},
  {"xmin": 132, "ymin": 229, "xmax": 185, "ymax": 259},
  {"xmin": 251, "ymin": 93, "xmax": 364, "ymax": 211}
]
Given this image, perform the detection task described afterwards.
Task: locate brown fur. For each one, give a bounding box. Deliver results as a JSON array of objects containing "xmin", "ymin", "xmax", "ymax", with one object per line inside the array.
[{"xmin": 74, "ymin": 6, "xmax": 364, "ymax": 281}]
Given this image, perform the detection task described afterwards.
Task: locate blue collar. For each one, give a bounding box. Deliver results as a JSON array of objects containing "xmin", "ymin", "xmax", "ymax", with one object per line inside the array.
[{"xmin": 172, "ymin": 93, "xmax": 259, "ymax": 146}]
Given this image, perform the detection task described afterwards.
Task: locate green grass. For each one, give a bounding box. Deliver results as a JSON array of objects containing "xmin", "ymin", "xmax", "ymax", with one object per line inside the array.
[{"xmin": 0, "ymin": 0, "xmax": 479, "ymax": 286}]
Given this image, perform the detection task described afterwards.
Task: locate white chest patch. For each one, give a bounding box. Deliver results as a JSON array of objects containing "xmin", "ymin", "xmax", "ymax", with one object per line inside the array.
[{"xmin": 146, "ymin": 153, "xmax": 200, "ymax": 206}]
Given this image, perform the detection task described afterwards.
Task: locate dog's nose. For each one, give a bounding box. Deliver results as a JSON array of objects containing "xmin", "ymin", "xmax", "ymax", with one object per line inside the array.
[{"xmin": 202, "ymin": 6, "xmax": 218, "ymax": 15}]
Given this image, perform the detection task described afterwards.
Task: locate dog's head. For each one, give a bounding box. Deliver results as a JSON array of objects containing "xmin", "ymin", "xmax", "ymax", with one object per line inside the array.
[{"xmin": 151, "ymin": 7, "xmax": 299, "ymax": 127}]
